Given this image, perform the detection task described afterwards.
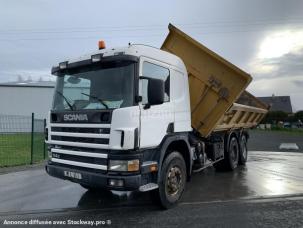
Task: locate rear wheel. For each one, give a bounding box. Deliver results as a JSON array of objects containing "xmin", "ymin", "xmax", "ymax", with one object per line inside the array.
[
  {"xmin": 239, "ymin": 135, "xmax": 248, "ymax": 165},
  {"xmin": 151, "ymin": 151, "xmax": 186, "ymax": 209},
  {"xmin": 214, "ymin": 135, "xmax": 239, "ymax": 171},
  {"xmin": 228, "ymin": 137, "xmax": 239, "ymax": 170}
]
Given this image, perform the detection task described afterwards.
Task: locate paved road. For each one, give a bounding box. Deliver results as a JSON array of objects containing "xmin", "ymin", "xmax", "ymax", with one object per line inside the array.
[
  {"xmin": 2, "ymin": 196, "xmax": 303, "ymax": 227},
  {"xmin": 248, "ymin": 130, "xmax": 303, "ymax": 152},
  {"xmin": 0, "ymin": 151, "xmax": 303, "ymax": 227}
]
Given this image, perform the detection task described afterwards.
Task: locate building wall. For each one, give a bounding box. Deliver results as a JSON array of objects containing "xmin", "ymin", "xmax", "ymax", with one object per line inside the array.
[{"xmin": 0, "ymin": 86, "xmax": 54, "ymax": 119}]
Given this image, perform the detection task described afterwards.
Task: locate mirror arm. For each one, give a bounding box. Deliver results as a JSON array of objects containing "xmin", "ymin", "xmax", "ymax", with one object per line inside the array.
[
  {"xmin": 140, "ymin": 76, "xmax": 149, "ymax": 80},
  {"xmin": 143, "ymin": 103, "xmax": 151, "ymax": 110},
  {"xmin": 135, "ymin": 95, "xmax": 142, "ymax": 103}
]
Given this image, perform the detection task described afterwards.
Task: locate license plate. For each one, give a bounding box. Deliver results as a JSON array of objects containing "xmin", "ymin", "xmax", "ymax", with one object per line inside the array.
[{"xmin": 64, "ymin": 171, "xmax": 82, "ymax": 180}]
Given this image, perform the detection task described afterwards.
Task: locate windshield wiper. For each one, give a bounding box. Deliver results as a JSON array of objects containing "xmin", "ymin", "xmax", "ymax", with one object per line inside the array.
[
  {"xmin": 56, "ymin": 90, "xmax": 74, "ymax": 110},
  {"xmin": 81, "ymin": 92, "xmax": 109, "ymax": 109}
]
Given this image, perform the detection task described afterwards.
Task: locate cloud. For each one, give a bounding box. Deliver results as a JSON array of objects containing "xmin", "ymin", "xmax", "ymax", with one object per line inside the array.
[
  {"xmin": 252, "ymin": 48, "xmax": 303, "ymax": 79},
  {"xmin": 249, "ymin": 46, "xmax": 303, "ymax": 79},
  {"xmin": 257, "ymin": 30, "xmax": 303, "ymax": 59},
  {"xmin": 247, "ymin": 29, "xmax": 303, "ymax": 110},
  {"xmin": 249, "ymin": 29, "xmax": 303, "ymax": 79},
  {"xmin": 293, "ymin": 80, "xmax": 303, "ymax": 88}
]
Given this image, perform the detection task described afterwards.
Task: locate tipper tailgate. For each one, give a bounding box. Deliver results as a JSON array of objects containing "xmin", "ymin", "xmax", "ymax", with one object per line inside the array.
[{"xmin": 161, "ymin": 24, "xmax": 252, "ymax": 137}]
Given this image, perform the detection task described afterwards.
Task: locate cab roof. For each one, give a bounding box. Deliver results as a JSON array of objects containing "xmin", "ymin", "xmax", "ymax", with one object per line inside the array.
[{"xmin": 52, "ymin": 44, "xmax": 186, "ymax": 74}]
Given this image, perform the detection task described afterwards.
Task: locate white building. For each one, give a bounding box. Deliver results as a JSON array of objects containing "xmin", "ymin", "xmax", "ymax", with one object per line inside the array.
[{"xmin": 0, "ymin": 81, "xmax": 55, "ymax": 119}]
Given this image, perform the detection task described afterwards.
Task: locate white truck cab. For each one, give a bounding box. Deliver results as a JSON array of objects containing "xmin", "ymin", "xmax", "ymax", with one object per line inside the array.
[{"xmin": 46, "ymin": 44, "xmax": 193, "ymax": 208}]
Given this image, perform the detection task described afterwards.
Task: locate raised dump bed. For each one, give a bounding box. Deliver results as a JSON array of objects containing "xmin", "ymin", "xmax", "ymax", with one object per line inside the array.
[
  {"xmin": 162, "ymin": 24, "xmax": 268, "ymax": 137},
  {"xmin": 214, "ymin": 91, "xmax": 269, "ymax": 131},
  {"xmin": 215, "ymin": 102, "xmax": 268, "ymax": 132},
  {"xmin": 215, "ymin": 91, "xmax": 268, "ymax": 132}
]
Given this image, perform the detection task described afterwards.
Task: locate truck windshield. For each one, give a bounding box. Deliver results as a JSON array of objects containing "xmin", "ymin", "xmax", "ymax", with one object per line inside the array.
[{"xmin": 52, "ymin": 61, "xmax": 135, "ymax": 111}]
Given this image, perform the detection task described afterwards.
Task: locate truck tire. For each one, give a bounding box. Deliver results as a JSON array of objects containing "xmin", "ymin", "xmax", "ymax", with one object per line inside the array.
[
  {"xmin": 151, "ymin": 151, "xmax": 186, "ymax": 209},
  {"xmin": 214, "ymin": 136, "xmax": 239, "ymax": 171},
  {"xmin": 238, "ymin": 135, "xmax": 248, "ymax": 165}
]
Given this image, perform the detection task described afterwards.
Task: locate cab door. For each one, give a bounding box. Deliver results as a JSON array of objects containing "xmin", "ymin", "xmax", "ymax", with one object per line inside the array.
[{"xmin": 138, "ymin": 57, "xmax": 174, "ymax": 148}]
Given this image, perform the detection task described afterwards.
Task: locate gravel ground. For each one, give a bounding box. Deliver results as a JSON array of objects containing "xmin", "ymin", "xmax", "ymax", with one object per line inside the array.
[{"xmin": 248, "ymin": 130, "xmax": 303, "ymax": 152}]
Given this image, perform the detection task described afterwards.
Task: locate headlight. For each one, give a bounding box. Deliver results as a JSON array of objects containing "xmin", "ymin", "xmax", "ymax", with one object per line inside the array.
[
  {"xmin": 59, "ymin": 61, "xmax": 68, "ymax": 69},
  {"xmin": 109, "ymin": 159, "xmax": 139, "ymax": 172},
  {"xmin": 91, "ymin": 54, "xmax": 102, "ymax": 62}
]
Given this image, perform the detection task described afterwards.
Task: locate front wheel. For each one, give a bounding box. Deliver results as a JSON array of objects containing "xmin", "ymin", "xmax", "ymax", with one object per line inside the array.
[{"xmin": 152, "ymin": 151, "xmax": 187, "ymax": 209}]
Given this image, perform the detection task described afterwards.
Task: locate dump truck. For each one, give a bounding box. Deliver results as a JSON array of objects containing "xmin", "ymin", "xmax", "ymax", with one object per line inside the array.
[{"xmin": 45, "ymin": 24, "xmax": 268, "ymax": 209}]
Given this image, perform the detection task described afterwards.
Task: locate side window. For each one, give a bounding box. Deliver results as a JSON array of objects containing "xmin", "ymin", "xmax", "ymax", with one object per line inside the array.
[{"xmin": 141, "ymin": 62, "xmax": 170, "ymax": 104}]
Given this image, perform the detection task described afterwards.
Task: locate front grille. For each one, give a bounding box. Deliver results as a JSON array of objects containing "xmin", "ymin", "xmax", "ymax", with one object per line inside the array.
[
  {"xmin": 52, "ymin": 152, "xmax": 107, "ymax": 165},
  {"xmin": 51, "ymin": 136, "xmax": 109, "ymax": 144},
  {"xmin": 51, "ymin": 127, "xmax": 110, "ymax": 134},
  {"xmin": 47, "ymin": 123, "xmax": 111, "ymax": 171},
  {"xmin": 54, "ymin": 145, "xmax": 109, "ymax": 153}
]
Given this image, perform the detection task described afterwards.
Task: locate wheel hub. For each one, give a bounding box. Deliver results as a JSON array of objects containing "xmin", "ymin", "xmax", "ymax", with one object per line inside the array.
[
  {"xmin": 166, "ymin": 166, "xmax": 182, "ymax": 196},
  {"xmin": 231, "ymin": 145, "xmax": 237, "ymax": 160},
  {"xmin": 230, "ymin": 140, "xmax": 239, "ymax": 166}
]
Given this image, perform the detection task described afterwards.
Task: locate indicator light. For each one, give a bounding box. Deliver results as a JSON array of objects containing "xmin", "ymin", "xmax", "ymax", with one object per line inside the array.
[{"xmin": 98, "ymin": 40, "xmax": 106, "ymax": 50}]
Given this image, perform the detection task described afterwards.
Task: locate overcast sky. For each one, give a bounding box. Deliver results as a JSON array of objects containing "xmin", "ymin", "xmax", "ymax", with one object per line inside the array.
[{"xmin": 0, "ymin": 0, "xmax": 302, "ymax": 110}]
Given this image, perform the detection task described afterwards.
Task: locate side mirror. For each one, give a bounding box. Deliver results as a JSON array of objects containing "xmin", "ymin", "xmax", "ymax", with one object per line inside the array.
[{"xmin": 147, "ymin": 77, "xmax": 165, "ymax": 105}]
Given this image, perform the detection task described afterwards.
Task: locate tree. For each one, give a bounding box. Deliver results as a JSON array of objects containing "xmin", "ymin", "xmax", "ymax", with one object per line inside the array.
[
  {"xmin": 295, "ymin": 111, "xmax": 303, "ymax": 121},
  {"xmin": 261, "ymin": 111, "xmax": 288, "ymax": 124}
]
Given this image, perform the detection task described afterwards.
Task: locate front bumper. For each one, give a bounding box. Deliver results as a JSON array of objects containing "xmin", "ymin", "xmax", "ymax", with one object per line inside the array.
[{"xmin": 46, "ymin": 163, "xmax": 143, "ymax": 191}]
